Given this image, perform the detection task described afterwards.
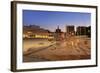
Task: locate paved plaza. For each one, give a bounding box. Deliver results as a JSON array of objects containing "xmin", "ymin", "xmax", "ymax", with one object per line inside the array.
[{"xmin": 23, "ymin": 36, "xmax": 91, "ymax": 62}]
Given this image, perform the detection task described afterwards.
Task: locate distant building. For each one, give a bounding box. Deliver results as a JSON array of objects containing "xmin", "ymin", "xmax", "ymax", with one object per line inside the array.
[
  {"xmin": 76, "ymin": 26, "xmax": 91, "ymax": 37},
  {"xmin": 76, "ymin": 26, "xmax": 87, "ymax": 35},
  {"xmin": 55, "ymin": 26, "xmax": 62, "ymax": 41},
  {"xmin": 66, "ymin": 25, "xmax": 75, "ymax": 36},
  {"xmin": 86, "ymin": 26, "xmax": 91, "ymax": 37},
  {"xmin": 23, "ymin": 25, "xmax": 54, "ymax": 39}
]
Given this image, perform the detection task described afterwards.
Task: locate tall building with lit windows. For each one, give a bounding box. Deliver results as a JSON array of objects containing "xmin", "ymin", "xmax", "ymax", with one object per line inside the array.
[
  {"xmin": 76, "ymin": 26, "xmax": 91, "ymax": 37},
  {"xmin": 66, "ymin": 25, "xmax": 75, "ymax": 35}
]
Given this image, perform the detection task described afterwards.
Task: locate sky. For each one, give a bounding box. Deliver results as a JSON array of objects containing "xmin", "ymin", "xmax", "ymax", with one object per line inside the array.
[{"xmin": 23, "ymin": 10, "xmax": 91, "ymax": 32}]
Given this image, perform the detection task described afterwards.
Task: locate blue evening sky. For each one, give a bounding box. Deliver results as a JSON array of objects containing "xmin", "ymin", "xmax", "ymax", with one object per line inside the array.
[{"xmin": 23, "ymin": 10, "xmax": 91, "ymax": 32}]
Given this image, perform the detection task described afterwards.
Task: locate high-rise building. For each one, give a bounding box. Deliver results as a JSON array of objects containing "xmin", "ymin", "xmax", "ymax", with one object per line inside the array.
[
  {"xmin": 66, "ymin": 25, "xmax": 75, "ymax": 35},
  {"xmin": 76, "ymin": 26, "xmax": 91, "ymax": 37},
  {"xmin": 76, "ymin": 26, "xmax": 86, "ymax": 35},
  {"xmin": 86, "ymin": 26, "xmax": 91, "ymax": 37}
]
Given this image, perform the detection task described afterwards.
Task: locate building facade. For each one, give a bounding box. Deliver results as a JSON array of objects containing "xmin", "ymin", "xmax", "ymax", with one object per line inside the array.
[
  {"xmin": 23, "ymin": 25, "xmax": 54, "ymax": 39},
  {"xmin": 76, "ymin": 26, "xmax": 91, "ymax": 37},
  {"xmin": 66, "ymin": 25, "xmax": 75, "ymax": 36},
  {"xmin": 55, "ymin": 26, "xmax": 62, "ymax": 41}
]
